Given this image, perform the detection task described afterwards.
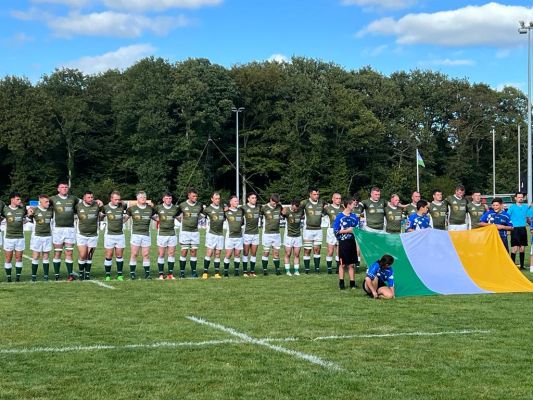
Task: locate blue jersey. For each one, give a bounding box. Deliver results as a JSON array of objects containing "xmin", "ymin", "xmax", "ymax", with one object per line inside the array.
[
  {"xmin": 333, "ymin": 212, "xmax": 359, "ymax": 241},
  {"xmin": 366, "ymin": 261, "xmax": 394, "ymax": 287},
  {"xmin": 406, "ymin": 213, "xmax": 431, "ymax": 231},
  {"xmin": 507, "ymin": 204, "xmax": 528, "ymax": 227},
  {"xmin": 480, "ymin": 209, "xmax": 513, "ymax": 239}
]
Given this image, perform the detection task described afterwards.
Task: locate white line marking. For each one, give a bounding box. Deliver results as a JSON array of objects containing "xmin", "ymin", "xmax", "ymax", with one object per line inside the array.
[
  {"xmin": 312, "ymin": 329, "xmax": 491, "ymax": 341},
  {"xmin": 0, "ymin": 340, "xmax": 241, "ymax": 354},
  {"xmin": 187, "ymin": 316, "xmax": 343, "ymax": 371},
  {"xmin": 0, "ymin": 329, "xmax": 491, "ymax": 356},
  {"xmin": 86, "ymin": 280, "xmax": 115, "ymax": 290}
]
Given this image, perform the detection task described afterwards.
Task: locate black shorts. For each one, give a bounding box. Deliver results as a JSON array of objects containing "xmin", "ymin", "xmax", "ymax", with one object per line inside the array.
[
  {"xmin": 510, "ymin": 227, "xmax": 527, "ymax": 247},
  {"xmin": 338, "ymin": 239, "xmax": 357, "ymax": 266},
  {"xmin": 363, "ymin": 279, "xmax": 386, "ymax": 297}
]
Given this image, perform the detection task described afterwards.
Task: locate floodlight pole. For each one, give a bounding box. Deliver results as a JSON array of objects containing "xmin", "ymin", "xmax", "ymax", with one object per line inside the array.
[
  {"xmin": 232, "ymin": 107, "xmax": 245, "ymax": 203},
  {"xmin": 492, "ymin": 128, "xmax": 496, "ymax": 196},
  {"xmin": 519, "ymin": 21, "xmax": 533, "ymax": 202}
]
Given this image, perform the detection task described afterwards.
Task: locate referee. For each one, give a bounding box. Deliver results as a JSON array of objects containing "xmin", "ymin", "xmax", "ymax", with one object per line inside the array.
[{"xmin": 507, "ymin": 192, "xmax": 528, "ymax": 269}]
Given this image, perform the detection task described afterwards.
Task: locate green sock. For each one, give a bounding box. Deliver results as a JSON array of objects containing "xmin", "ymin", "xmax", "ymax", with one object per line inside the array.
[
  {"xmin": 314, "ymin": 256, "xmax": 321, "ymax": 271},
  {"xmin": 203, "ymin": 258, "xmax": 210, "ymax": 273},
  {"xmin": 53, "ymin": 260, "xmax": 61, "ymax": 275},
  {"xmin": 5, "ymin": 268, "xmax": 12, "ymax": 278},
  {"xmin": 66, "ymin": 261, "xmax": 73, "ymax": 275},
  {"xmin": 179, "ymin": 258, "xmax": 186, "ymax": 272},
  {"xmin": 43, "ymin": 262, "xmax": 49, "ymax": 277},
  {"xmin": 168, "ymin": 261, "xmax": 174, "ymax": 274},
  {"xmin": 32, "ymin": 262, "xmax": 38, "ymax": 277},
  {"xmin": 242, "ymin": 260, "xmax": 248, "ymax": 272},
  {"xmin": 262, "ymin": 258, "xmax": 268, "ymax": 271},
  {"xmin": 214, "ymin": 260, "xmax": 220, "ymax": 274},
  {"xmin": 16, "ymin": 266, "xmax": 22, "ymax": 278},
  {"xmin": 326, "ymin": 259, "xmax": 332, "ymax": 272},
  {"xmin": 130, "ymin": 263, "xmax": 137, "ymax": 276},
  {"xmin": 105, "ymin": 259, "xmax": 112, "ymax": 275},
  {"xmin": 273, "ymin": 258, "xmax": 280, "ymax": 272},
  {"xmin": 117, "ymin": 259, "xmax": 124, "ymax": 274},
  {"xmin": 250, "ymin": 260, "xmax": 256, "ymax": 272},
  {"xmin": 224, "ymin": 262, "xmax": 230, "ymax": 273},
  {"xmin": 190, "ymin": 258, "xmax": 197, "ymax": 273},
  {"xmin": 158, "ymin": 262, "xmax": 164, "ymax": 274},
  {"xmin": 304, "ymin": 257, "xmax": 310, "ymax": 271}
]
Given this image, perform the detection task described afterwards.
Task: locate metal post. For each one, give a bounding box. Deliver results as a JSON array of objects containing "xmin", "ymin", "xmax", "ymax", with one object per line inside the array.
[
  {"xmin": 231, "ymin": 107, "xmax": 245, "ymax": 203},
  {"xmin": 492, "ymin": 127, "xmax": 496, "ymax": 196},
  {"xmin": 528, "ymin": 29, "xmax": 532, "ymax": 203},
  {"xmin": 518, "ymin": 124, "xmax": 521, "ymax": 192}
]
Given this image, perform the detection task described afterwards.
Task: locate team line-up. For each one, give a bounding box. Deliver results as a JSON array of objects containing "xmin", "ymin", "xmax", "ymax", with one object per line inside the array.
[{"xmin": 0, "ymin": 183, "xmax": 528, "ymax": 293}]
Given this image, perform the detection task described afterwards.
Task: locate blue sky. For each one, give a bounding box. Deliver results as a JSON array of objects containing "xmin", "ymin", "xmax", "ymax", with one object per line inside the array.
[{"xmin": 2, "ymin": 0, "xmax": 533, "ymax": 91}]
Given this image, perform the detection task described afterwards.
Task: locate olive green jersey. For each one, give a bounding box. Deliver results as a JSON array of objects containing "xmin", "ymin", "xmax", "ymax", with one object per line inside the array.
[
  {"xmin": 177, "ymin": 201, "xmax": 203, "ymax": 233},
  {"xmin": 384, "ymin": 205, "xmax": 403, "ymax": 233},
  {"xmin": 362, "ymin": 199, "xmax": 386, "ymax": 230},
  {"xmin": 127, "ymin": 205, "xmax": 156, "ymax": 236},
  {"xmin": 324, "ymin": 204, "xmax": 344, "ymax": 226},
  {"xmin": 242, "ymin": 203, "xmax": 260, "ymax": 235},
  {"xmin": 429, "ymin": 202, "xmax": 447, "ymax": 230},
  {"xmin": 225, "ymin": 208, "xmax": 244, "ymax": 238},
  {"xmin": 32, "ymin": 206, "xmax": 54, "ymax": 237},
  {"xmin": 102, "ymin": 203, "xmax": 126, "ymax": 235},
  {"xmin": 353, "ymin": 203, "xmax": 364, "ymax": 218},
  {"xmin": 300, "ymin": 199, "xmax": 325, "ymax": 230},
  {"xmin": 49, "ymin": 194, "xmax": 79, "ymax": 228},
  {"xmin": 261, "ymin": 203, "xmax": 282, "ymax": 234},
  {"xmin": 2, "ymin": 205, "xmax": 26, "ymax": 239},
  {"xmin": 76, "ymin": 202, "xmax": 100, "ymax": 237},
  {"xmin": 203, "ymin": 204, "xmax": 225, "ymax": 236},
  {"xmin": 445, "ymin": 195, "xmax": 468, "ymax": 225},
  {"xmin": 155, "ymin": 204, "xmax": 179, "ymax": 236},
  {"xmin": 404, "ymin": 203, "xmax": 418, "ymax": 218},
  {"xmin": 283, "ymin": 206, "xmax": 304, "ymax": 237},
  {"xmin": 467, "ymin": 202, "xmax": 486, "ymax": 229}
]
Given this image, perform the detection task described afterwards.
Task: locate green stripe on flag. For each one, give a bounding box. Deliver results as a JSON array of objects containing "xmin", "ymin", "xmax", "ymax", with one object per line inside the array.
[{"xmin": 354, "ymin": 229, "xmax": 436, "ymax": 297}]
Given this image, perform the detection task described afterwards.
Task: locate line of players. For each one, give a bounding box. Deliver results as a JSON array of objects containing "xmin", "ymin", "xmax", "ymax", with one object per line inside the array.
[{"xmin": 0, "ymin": 182, "xmax": 512, "ymax": 282}]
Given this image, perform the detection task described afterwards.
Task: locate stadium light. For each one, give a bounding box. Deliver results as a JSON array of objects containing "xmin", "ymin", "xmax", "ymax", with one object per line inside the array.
[
  {"xmin": 519, "ymin": 21, "xmax": 533, "ymax": 202},
  {"xmin": 231, "ymin": 107, "xmax": 245, "ymax": 203}
]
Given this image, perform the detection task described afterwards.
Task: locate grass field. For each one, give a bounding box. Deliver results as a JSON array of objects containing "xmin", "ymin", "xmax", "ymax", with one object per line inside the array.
[{"xmin": 1, "ymin": 230, "xmax": 533, "ymax": 400}]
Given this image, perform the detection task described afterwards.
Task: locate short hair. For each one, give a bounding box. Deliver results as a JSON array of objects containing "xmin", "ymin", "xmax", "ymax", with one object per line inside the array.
[
  {"xmin": 247, "ymin": 192, "xmax": 257, "ymax": 200},
  {"xmin": 471, "ymin": 190, "xmax": 481, "ymax": 195},
  {"xmin": 416, "ymin": 199, "xmax": 428, "ymax": 210},
  {"xmin": 455, "ymin": 184, "xmax": 465, "ymax": 191},
  {"xmin": 390, "ymin": 193, "xmax": 399, "ymax": 200},
  {"xmin": 229, "ymin": 195, "xmax": 238, "ymax": 202},
  {"xmin": 412, "ymin": 191, "xmax": 420, "ymax": 196},
  {"xmin": 38, "ymin": 194, "xmax": 49, "ymax": 200},
  {"xmin": 57, "ymin": 181, "xmax": 69, "ymax": 187},
  {"xmin": 309, "ymin": 187, "xmax": 319, "ymax": 194},
  {"xmin": 9, "ymin": 191, "xmax": 21, "ymax": 200},
  {"xmin": 136, "ymin": 191, "xmax": 147, "ymax": 198},
  {"xmin": 343, "ymin": 197, "xmax": 356, "ymax": 208},
  {"xmin": 492, "ymin": 197, "xmax": 503, "ymax": 204},
  {"xmin": 270, "ymin": 193, "xmax": 280, "ymax": 203},
  {"xmin": 83, "ymin": 191, "xmax": 93, "ymax": 196},
  {"xmin": 291, "ymin": 198, "xmax": 300, "ymax": 207},
  {"xmin": 432, "ymin": 189, "xmax": 442, "ymax": 195},
  {"xmin": 370, "ymin": 186, "xmax": 381, "ymax": 193},
  {"xmin": 188, "ymin": 188, "xmax": 198, "ymax": 195},
  {"xmin": 110, "ymin": 190, "xmax": 121, "ymax": 198},
  {"xmin": 515, "ymin": 192, "xmax": 524, "ymax": 197},
  {"xmin": 379, "ymin": 254, "xmax": 395, "ymax": 267},
  {"xmin": 211, "ymin": 191, "xmax": 221, "ymax": 198}
]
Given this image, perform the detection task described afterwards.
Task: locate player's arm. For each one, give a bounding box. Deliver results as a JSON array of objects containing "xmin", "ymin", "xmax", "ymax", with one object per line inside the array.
[{"xmin": 477, "ymin": 211, "xmax": 490, "ymax": 227}]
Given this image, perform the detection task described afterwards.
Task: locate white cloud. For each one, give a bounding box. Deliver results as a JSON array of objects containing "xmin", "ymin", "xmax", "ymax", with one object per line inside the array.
[
  {"xmin": 495, "ymin": 82, "xmax": 523, "ymax": 91},
  {"xmin": 64, "ymin": 43, "xmax": 156, "ymax": 74},
  {"xmin": 495, "ymin": 49, "xmax": 511, "ymax": 59},
  {"xmin": 268, "ymin": 53, "xmax": 289, "ymax": 63},
  {"xmin": 358, "ymin": 3, "xmax": 533, "ymax": 47},
  {"xmin": 49, "ymin": 11, "xmax": 189, "ymax": 37},
  {"xmin": 6, "ymin": 33, "xmax": 35, "ymax": 46},
  {"xmin": 428, "ymin": 58, "xmax": 475, "ymax": 66},
  {"xmin": 342, "ymin": 0, "xmax": 416, "ymax": 11},
  {"xmin": 31, "ymin": 0, "xmax": 90, "ymax": 7},
  {"xmin": 103, "ymin": 0, "xmax": 222, "ymax": 12}
]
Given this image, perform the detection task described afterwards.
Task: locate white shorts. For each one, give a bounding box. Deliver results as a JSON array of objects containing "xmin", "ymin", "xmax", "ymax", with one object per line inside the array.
[
  {"xmin": 448, "ymin": 224, "xmax": 468, "ymax": 231},
  {"xmin": 30, "ymin": 235, "xmax": 53, "ymax": 252},
  {"xmin": 364, "ymin": 226, "xmax": 385, "ymax": 233},
  {"xmin": 205, "ymin": 232, "xmax": 224, "ymax": 250},
  {"xmin": 0, "ymin": 231, "xmax": 3, "ymax": 246},
  {"xmin": 53, "ymin": 227, "xmax": 76, "ymax": 245},
  {"xmin": 225, "ymin": 237, "xmax": 243, "ymax": 250},
  {"xmin": 303, "ymin": 229, "xmax": 322, "ymax": 246},
  {"xmin": 284, "ymin": 235, "xmax": 302, "ymax": 248},
  {"xmin": 243, "ymin": 233, "xmax": 260, "ymax": 246},
  {"xmin": 157, "ymin": 234, "xmax": 177, "ymax": 248},
  {"xmin": 326, "ymin": 228, "xmax": 337, "ymax": 246},
  {"xmin": 262, "ymin": 233, "xmax": 281, "ymax": 249},
  {"xmin": 77, "ymin": 234, "xmax": 99, "ymax": 248},
  {"xmin": 179, "ymin": 231, "xmax": 200, "ymax": 248},
  {"xmin": 131, "ymin": 233, "xmax": 151, "ymax": 247},
  {"xmin": 104, "ymin": 234, "xmax": 125, "ymax": 249},
  {"xmin": 3, "ymin": 237, "xmax": 25, "ymax": 252}
]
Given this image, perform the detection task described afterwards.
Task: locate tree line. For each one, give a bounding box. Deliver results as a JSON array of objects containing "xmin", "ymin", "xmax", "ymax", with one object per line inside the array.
[{"xmin": 0, "ymin": 56, "xmax": 527, "ymax": 203}]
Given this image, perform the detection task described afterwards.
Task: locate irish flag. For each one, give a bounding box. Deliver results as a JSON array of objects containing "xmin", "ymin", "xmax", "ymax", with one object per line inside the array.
[{"xmin": 354, "ymin": 225, "xmax": 533, "ymax": 297}]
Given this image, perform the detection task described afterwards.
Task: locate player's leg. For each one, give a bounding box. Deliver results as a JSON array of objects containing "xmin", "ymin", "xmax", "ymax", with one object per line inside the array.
[
  {"xmin": 141, "ymin": 245, "xmax": 151, "ymax": 279},
  {"xmin": 85, "ymin": 240, "xmax": 97, "ymax": 280},
  {"xmin": 348, "ymin": 264, "xmax": 356, "ymax": 289},
  {"xmin": 326, "ymin": 243, "xmax": 335, "ymax": 274},
  {"xmin": 77, "ymin": 242, "xmax": 88, "ymax": 281},
  {"xmin": 4, "ymin": 246, "xmax": 14, "ymax": 282},
  {"xmin": 338, "ymin": 256, "xmax": 345, "ymax": 290},
  {"xmin": 190, "ymin": 246, "xmax": 198, "ymax": 278},
  {"xmin": 42, "ymin": 250, "xmax": 50, "ymax": 281},
  {"xmin": 157, "ymin": 240, "xmax": 166, "ymax": 279},
  {"xmin": 284, "ymin": 244, "xmax": 292, "ymax": 275},
  {"xmin": 30, "ymin": 235, "xmax": 41, "ymax": 282},
  {"xmin": 64, "ymin": 240, "xmax": 75, "ymax": 281},
  {"xmin": 303, "ymin": 239, "xmax": 313, "ymax": 274},
  {"xmin": 312, "ymin": 230, "xmax": 322, "ymax": 273},
  {"xmin": 242, "ymin": 239, "xmax": 250, "ymax": 275},
  {"xmin": 378, "ymin": 285, "xmax": 394, "ymax": 299},
  {"xmin": 223, "ymin": 248, "xmax": 232, "ymax": 277},
  {"xmin": 104, "ymin": 245, "xmax": 114, "ymax": 280},
  {"xmin": 249, "ymin": 241, "xmax": 258, "ymax": 276},
  {"xmin": 273, "ymin": 245, "xmax": 281, "ymax": 275},
  {"xmin": 167, "ymin": 242, "xmax": 176, "ymax": 278},
  {"xmin": 293, "ymin": 245, "xmax": 301, "ymax": 276},
  {"xmin": 129, "ymin": 241, "xmax": 140, "ymax": 279},
  {"xmin": 52, "ymin": 233, "xmax": 64, "ymax": 280},
  {"xmin": 14, "ymin": 244, "xmax": 24, "ymax": 282},
  {"xmin": 115, "ymin": 246, "xmax": 125, "ymax": 280},
  {"xmin": 233, "ymin": 240, "xmax": 242, "ymax": 276}
]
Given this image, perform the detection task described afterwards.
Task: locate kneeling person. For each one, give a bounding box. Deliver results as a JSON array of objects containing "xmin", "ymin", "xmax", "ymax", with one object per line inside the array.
[{"xmin": 363, "ymin": 254, "xmax": 395, "ymax": 299}]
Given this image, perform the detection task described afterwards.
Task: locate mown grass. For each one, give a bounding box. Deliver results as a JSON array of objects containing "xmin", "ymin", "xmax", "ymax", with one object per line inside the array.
[{"xmin": 0, "ymin": 230, "xmax": 532, "ymax": 400}]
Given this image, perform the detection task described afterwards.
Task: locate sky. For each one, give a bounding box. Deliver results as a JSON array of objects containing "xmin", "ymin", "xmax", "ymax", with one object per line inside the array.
[{"xmin": 2, "ymin": 0, "xmax": 533, "ymax": 91}]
